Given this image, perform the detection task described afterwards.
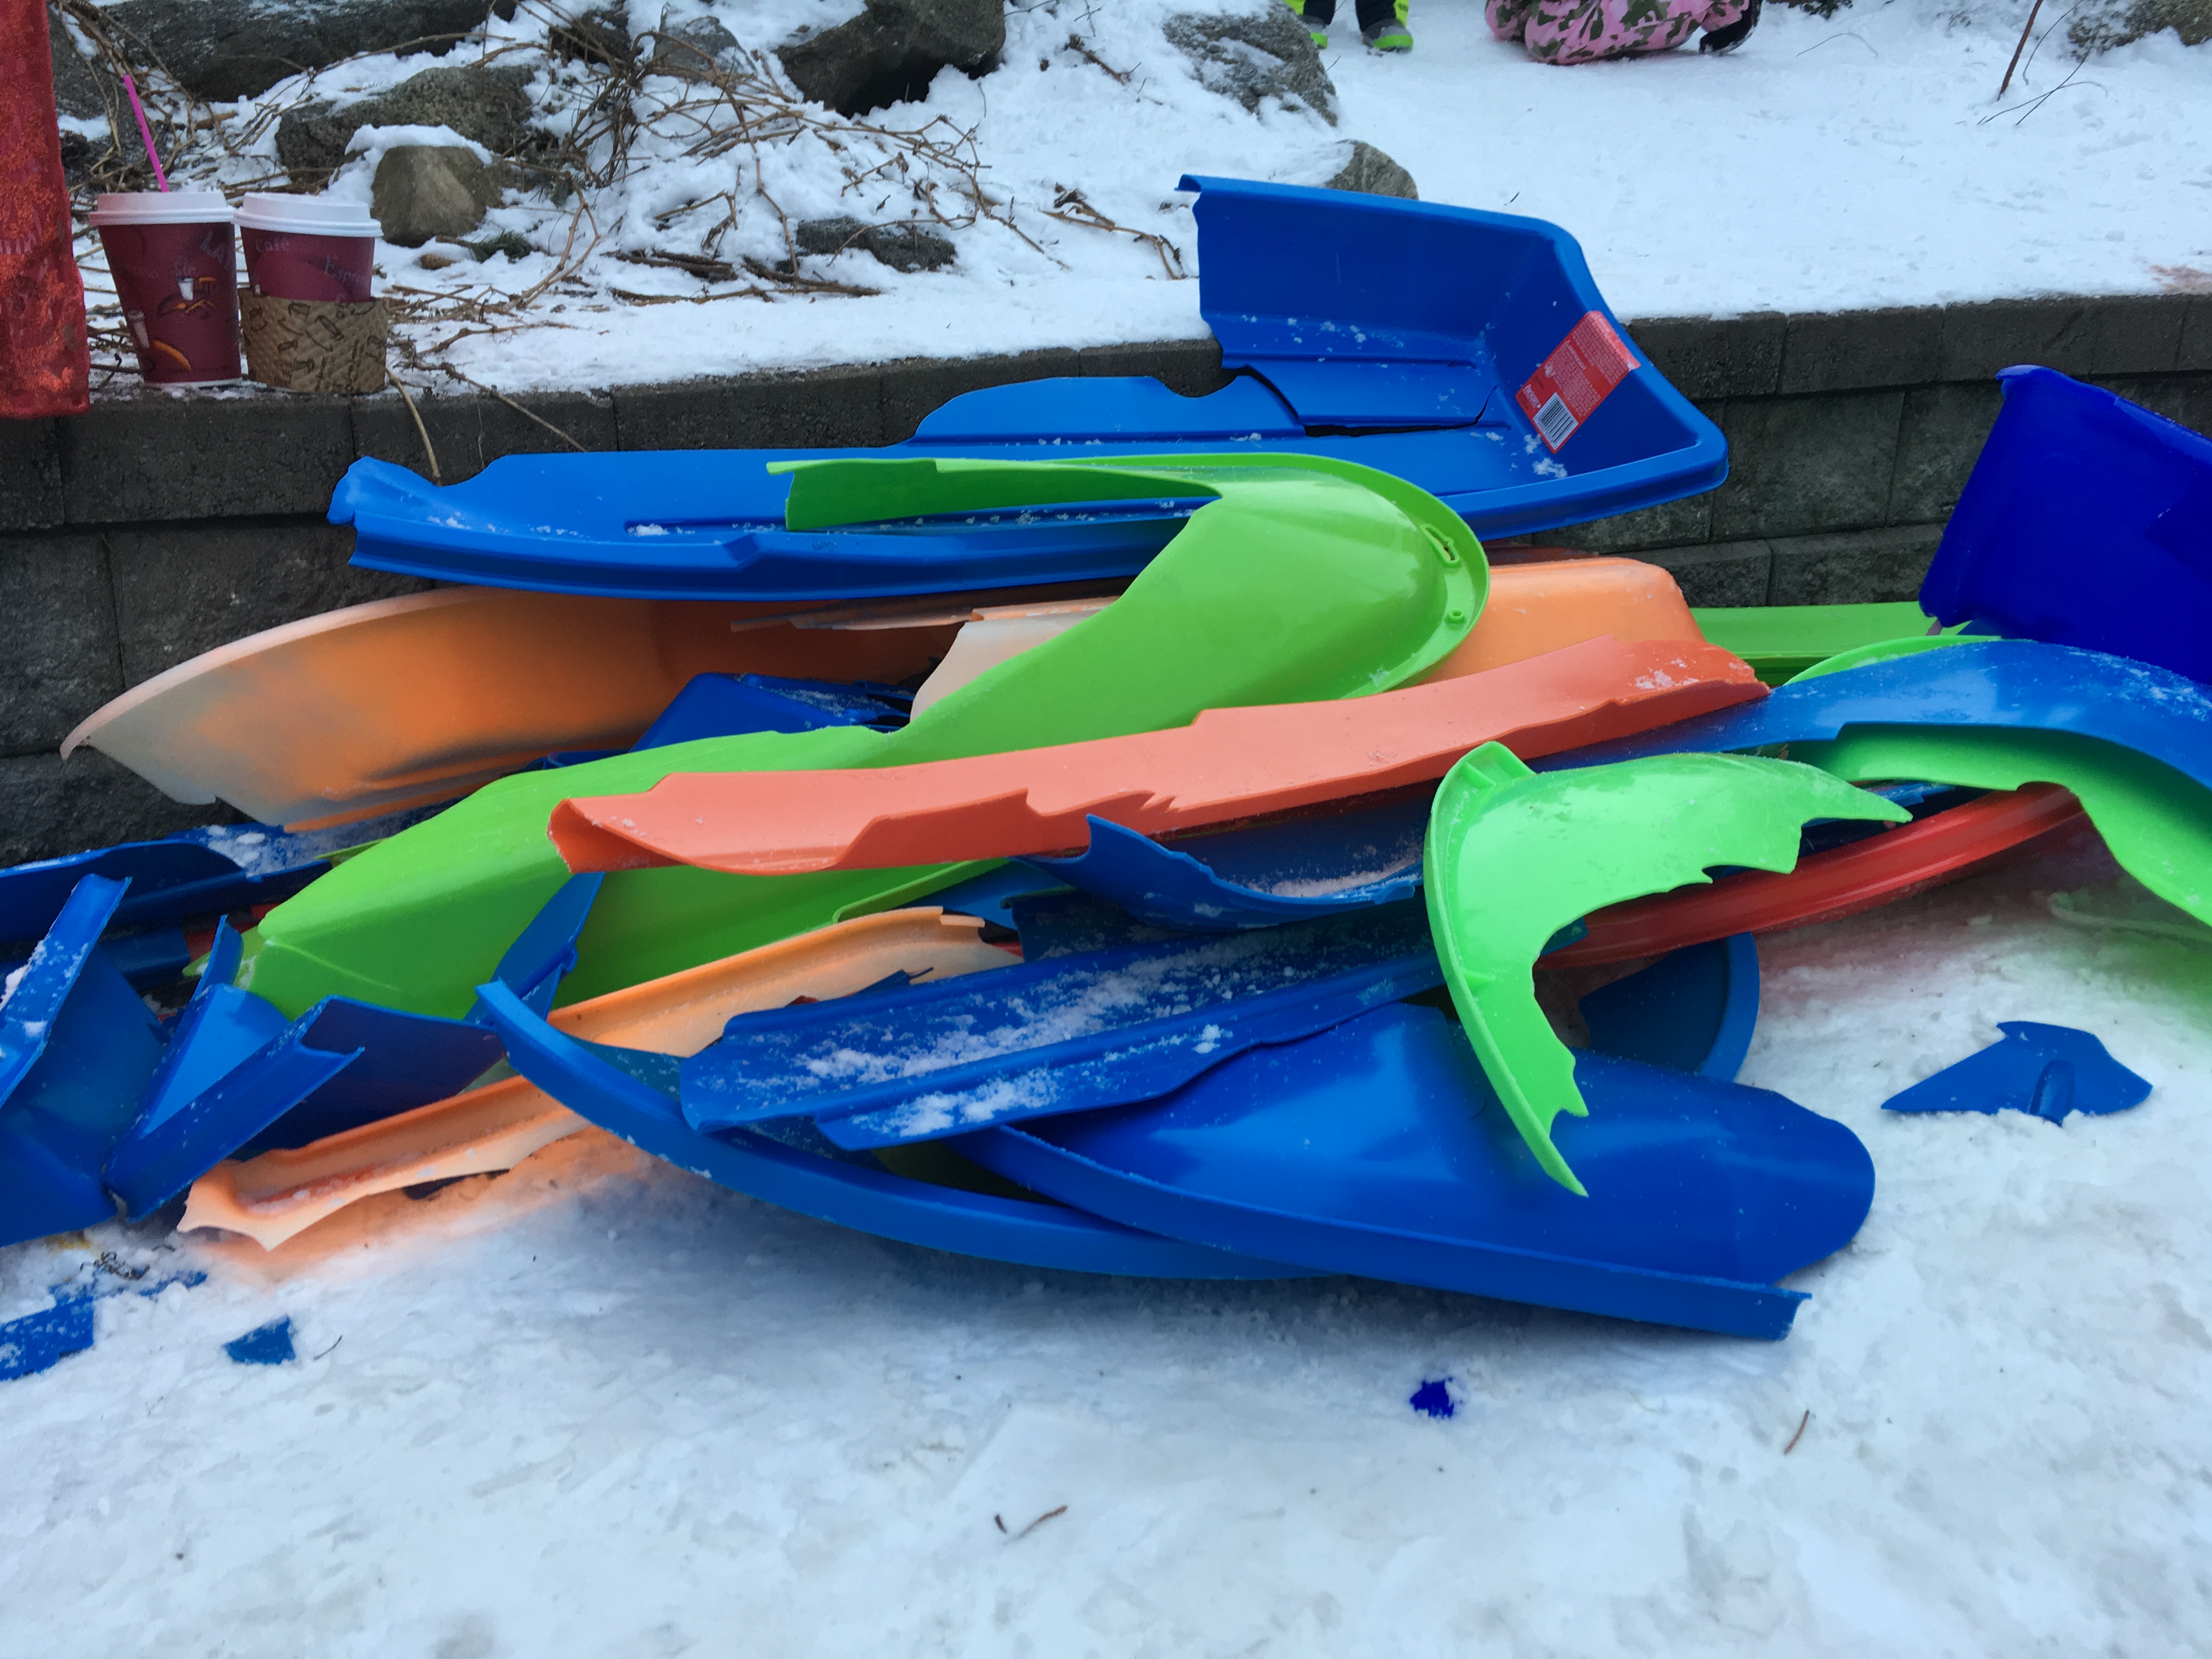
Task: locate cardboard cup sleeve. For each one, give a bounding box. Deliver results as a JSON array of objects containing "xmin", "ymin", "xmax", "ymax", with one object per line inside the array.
[{"xmin": 241, "ymin": 294, "xmax": 390, "ymax": 393}]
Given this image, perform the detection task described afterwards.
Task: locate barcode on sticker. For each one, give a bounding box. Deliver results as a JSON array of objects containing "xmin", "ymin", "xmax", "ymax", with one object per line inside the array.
[{"xmin": 1516, "ymin": 312, "xmax": 1640, "ymax": 453}]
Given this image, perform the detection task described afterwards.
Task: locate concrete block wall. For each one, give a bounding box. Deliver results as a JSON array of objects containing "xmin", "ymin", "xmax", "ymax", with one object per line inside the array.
[{"xmin": 2, "ymin": 294, "xmax": 2207, "ymax": 863}]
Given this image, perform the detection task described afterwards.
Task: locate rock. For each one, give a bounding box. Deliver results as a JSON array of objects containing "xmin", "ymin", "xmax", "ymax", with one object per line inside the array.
[
  {"xmin": 97, "ymin": 0, "xmax": 515, "ymax": 103},
  {"xmin": 371, "ymin": 144, "xmax": 499, "ymax": 246},
  {"xmin": 1325, "ymin": 140, "xmax": 1416, "ymax": 200},
  {"xmin": 778, "ymin": 0, "xmax": 1005, "ymax": 116},
  {"xmin": 644, "ymin": 13, "xmax": 740, "ymax": 77},
  {"xmin": 2069, "ymin": 0, "xmax": 2211, "ymax": 49},
  {"xmin": 550, "ymin": 5, "xmax": 636, "ymax": 66},
  {"xmin": 796, "ymin": 215, "xmax": 957, "ymax": 273},
  {"xmin": 277, "ymin": 63, "xmax": 535, "ymax": 179},
  {"xmin": 1163, "ymin": 7, "xmax": 1337, "ymax": 127},
  {"xmin": 48, "ymin": 5, "xmax": 111, "ymax": 120}
]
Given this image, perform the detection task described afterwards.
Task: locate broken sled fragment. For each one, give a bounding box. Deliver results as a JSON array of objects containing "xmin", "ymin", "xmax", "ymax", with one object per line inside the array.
[
  {"xmin": 179, "ymin": 906, "xmax": 1020, "ymax": 1250},
  {"xmin": 1882, "ymin": 1023, "xmax": 2152, "ymax": 1124},
  {"xmin": 679, "ymin": 901, "xmax": 1442, "ymax": 1149},
  {"xmin": 961, "ymin": 998, "xmax": 1873, "ymax": 1341},
  {"xmin": 0, "ymin": 876, "xmax": 166, "ymax": 1248},
  {"xmin": 104, "ymin": 877, "xmax": 606, "ymax": 1220},
  {"xmin": 549, "ymin": 636, "xmax": 1763, "ymax": 877},
  {"xmin": 1424, "ymin": 745, "xmax": 1908, "ymax": 1195},
  {"xmin": 474, "ymin": 979, "xmax": 1308, "ymax": 1280}
]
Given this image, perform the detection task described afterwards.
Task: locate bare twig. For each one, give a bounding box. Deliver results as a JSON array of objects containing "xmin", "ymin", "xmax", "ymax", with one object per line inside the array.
[
  {"xmin": 1998, "ymin": 0, "xmax": 2044, "ymax": 98},
  {"xmin": 435, "ymin": 365, "xmax": 589, "ymax": 450},
  {"xmin": 1783, "ymin": 1410, "xmax": 1811, "ymax": 1454},
  {"xmin": 386, "ymin": 370, "xmax": 443, "ymax": 483}
]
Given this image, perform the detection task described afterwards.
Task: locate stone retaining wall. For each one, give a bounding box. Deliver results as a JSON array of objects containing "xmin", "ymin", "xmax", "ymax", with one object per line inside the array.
[{"xmin": 2, "ymin": 293, "xmax": 2207, "ymax": 862}]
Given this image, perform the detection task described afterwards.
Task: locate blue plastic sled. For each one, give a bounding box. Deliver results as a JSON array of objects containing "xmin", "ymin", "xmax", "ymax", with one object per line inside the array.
[
  {"xmin": 1923, "ymin": 368, "xmax": 2212, "ymax": 682},
  {"xmin": 961, "ymin": 996, "xmax": 1866, "ymax": 1340},
  {"xmin": 331, "ymin": 177, "xmax": 1726, "ymax": 599},
  {"xmin": 1882, "ymin": 1021, "xmax": 2151, "ymax": 1123}
]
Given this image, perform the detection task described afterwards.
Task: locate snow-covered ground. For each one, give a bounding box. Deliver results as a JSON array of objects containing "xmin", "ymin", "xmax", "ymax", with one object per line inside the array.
[
  {"xmin": 7, "ymin": 826, "xmax": 2211, "ymax": 1655},
  {"xmin": 73, "ymin": 0, "xmax": 2212, "ymax": 392}
]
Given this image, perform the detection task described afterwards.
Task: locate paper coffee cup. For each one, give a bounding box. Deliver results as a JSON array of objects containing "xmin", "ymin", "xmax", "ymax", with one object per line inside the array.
[
  {"xmin": 235, "ymin": 194, "xmax": 382, "ymax": 304},
  {"xmin": 88, "ymin": 190, "xmax": 241, "ymax": 386}
]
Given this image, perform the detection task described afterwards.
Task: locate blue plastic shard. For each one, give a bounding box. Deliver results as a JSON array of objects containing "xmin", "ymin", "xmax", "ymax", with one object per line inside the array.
[
  {"xmin": 223, "ymin": 1316, "xmax": 296, "ymax": 1365},
  {"xmin": 678, "ymin": 901, "xmax": 1442, "ymax": 1148},
  {"xmin": 1003, "ymin": 888, "xmax": 1180, "ymax": 960},
  {"xmin": 472, "ymin": 979, "xmax": 1308, "ymax": 1280},
  {"xmin": 0, "ymin": 876, "xmax": 166, "ymax": 1248},
  {"xmin": 0, "ymin": 1294, "xmax": 95, "ymax": 1382},
  {"xmin": 637, "ymin": 673, "xmax": 912, "ymax": 747},
  {"xmin": 963, "ymin": 1001, "xmax": 1873, "ymax": 1340},
  {"xmin": 1881, "ymin": 1022, "xmax": 2152, "ymax": 1123},
  {"xmin": 1023, "ymin": 802, "xmax": 1428, "ymax": 931},
  {"xmin": 1923, "ymin": 368, "xmax": 2212, "ymax": 682},
  {"xmin": 0, "ymin": 804, "xmax": 447, "ymax": 956},
  {"xmin": 905, "ymin": 863, "xmax": 1068, "ymax": 929},
  {"xmin": 1409, "ymin": 1378, "xmax": 1456, "ymax": 1419},
  {"xmin": 331, "ymin": 179, "xmax": 1725, "ymax": 599},
  {"xmin": 1538, "ymin": 640, "xmax": 2212, "ymax": 791},
  {"xmin": 106, "ymin": 875, "xmax": 606, "ymax": 1218}
]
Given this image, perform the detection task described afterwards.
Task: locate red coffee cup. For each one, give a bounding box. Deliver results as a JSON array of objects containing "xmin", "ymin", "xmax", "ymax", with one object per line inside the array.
[
  {"xmin": 88, "ymin": 190, "xmax": 241, "ymax": 385},
  {"xmin": 235, "ymin": 193, "xmax": 382, "ymax": 303}
]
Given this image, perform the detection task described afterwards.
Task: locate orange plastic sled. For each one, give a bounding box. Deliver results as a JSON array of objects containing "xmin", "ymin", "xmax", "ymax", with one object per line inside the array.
[
  {"xmin": 550, "ymin": 635, "xmax": 1767, "ymax": 877},
  {"xmin": 180, "ymin": 906, "xmax": 1016, "ymax": 1248},
  {"xmin": 63, "ymin": 580, "xmax": 1112, "ymax": 831}
]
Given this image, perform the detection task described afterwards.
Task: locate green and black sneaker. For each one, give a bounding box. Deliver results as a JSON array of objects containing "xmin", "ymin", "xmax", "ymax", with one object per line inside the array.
[{"xmin": 1363, "ymin": 3, "xmax": 1412, "ymax": 50}]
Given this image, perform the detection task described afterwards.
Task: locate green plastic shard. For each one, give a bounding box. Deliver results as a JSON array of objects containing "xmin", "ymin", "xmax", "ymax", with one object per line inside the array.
[
  {"xmin": 1792, "ymin": 633, "xmax": 1979, "ymax": 682},
  {"xmin": 1796, "ymin": 726, "xmax": 2212, "ymax": 927},
  {"xmin": 1692, "ymin": 601, "xmax": 1962, "ymax": 685},
  {"xmin": 238, "ymin": 453, "xmax": 1483, "ymax": 1020},
  {"xmin": 1423, "ymin": 744, "xmax": 1910, "ymax": 1195}
]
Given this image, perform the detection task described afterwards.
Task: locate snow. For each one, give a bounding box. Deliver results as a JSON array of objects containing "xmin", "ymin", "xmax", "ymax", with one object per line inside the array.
[
  {"xmin": 6, "ymin": 827, "xmax": 2211, "ymax": 1652},
  {"xmin": 72, "ymin": 0, "xmax": 2212, "ymax": 394}
]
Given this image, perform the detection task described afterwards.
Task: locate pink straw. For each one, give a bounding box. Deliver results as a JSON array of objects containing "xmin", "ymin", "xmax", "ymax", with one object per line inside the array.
[{"xmin": 121, "ymin": 72, "xmax": 169, "ymax": 190}]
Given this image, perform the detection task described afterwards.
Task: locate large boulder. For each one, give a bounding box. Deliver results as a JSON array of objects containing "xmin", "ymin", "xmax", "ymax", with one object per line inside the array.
[
  {"xmin": 48, "ymin": 5, "xmax": 111, "ymax": 120},
  {"xmin": 777, "ymin": 0, "xmax": 1004, "ymax": 116},
  {"xmin": 98, "ymin": 0, "xmax": 514, "ymax": 102},
  {"xmin": 644, "ymin": 13, "xmax": 739, "ymax": 77},
  {"xmin": 277, "ymin": 63, "xmax": 535, "ymax": 178},
  {"xmin": 796, "ymin": 215, "xmax": 956, "ymax": 272},
  {"xmin": 370, "ymin": 144, "xmax": 502, "ymax": 246},
  {"xmin": 1163, "ymin": 7, "xmax": 1338, "ymax": 127}
]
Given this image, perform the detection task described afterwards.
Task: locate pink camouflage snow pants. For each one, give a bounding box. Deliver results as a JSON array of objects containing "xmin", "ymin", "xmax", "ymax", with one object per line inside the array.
[{"xmin": 1486, "ymin": 0, "xmax": 1751, "ymax": 63}]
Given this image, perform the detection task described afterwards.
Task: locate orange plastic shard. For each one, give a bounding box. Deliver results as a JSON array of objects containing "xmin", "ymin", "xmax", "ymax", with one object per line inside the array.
[
  {"xmin": 550, "ymin": 635, "xmax": 1768, "ymax": 877},
  {"xmin": 179, "ymin": 907, "xmax": 1016, "ymax": 1249}
]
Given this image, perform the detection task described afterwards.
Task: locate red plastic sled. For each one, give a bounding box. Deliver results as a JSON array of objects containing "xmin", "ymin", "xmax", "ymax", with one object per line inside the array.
[
  {"xmin": 1542, "ymin": 783, "xmax": 2086, "ymax": 968},
  {"xmin": 550, "ymin": 635, "xmax": 1767, "ymax": 876}
]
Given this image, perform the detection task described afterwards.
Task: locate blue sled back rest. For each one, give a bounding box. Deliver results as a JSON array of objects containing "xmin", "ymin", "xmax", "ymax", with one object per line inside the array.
[{"xmin": 1922, "ymin": 365, "xmax": 2212, "ymax": 682}]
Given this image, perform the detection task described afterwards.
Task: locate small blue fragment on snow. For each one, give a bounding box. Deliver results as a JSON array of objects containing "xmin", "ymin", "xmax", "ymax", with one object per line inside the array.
[
  {"xmin": 224, "ymin": 1317, "xmax": 296, "ymax": 1366},
  {"xmin": 1409, "ymin": 1377, "xmax": 1455, "ymax": 1420},
  {"xmin": 1882, "ymin": 1022, "xmax": 2152, "ymax": 1124},
  {"xmin": 0, "ymin": 1295, "xmax": 95, "ymax": 1383}
]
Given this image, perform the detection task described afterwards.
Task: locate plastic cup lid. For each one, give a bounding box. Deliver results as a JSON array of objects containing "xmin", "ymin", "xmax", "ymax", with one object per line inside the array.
[
  {"xmin": 233, "ymin": 193, "xmax": 383, "ymax": 239},
  {"xmin": 87, "ymin": 189, "xmax": 234, "ymax": 227}
]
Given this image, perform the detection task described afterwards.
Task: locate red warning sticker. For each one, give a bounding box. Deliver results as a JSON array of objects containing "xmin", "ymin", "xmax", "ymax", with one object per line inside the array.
[{"xmin": 1516, "ymin": 312, "xmax": 1640, "ymax": 453}]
